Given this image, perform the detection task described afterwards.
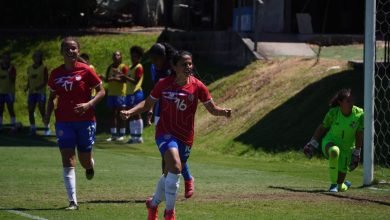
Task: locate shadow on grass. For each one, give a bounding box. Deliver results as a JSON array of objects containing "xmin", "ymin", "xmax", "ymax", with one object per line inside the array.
[
  {"xmin": 0, "ymin": 126, "xmax": 57, "ymax": 147},
  {"xmin": 234, "ymin": 67, "xmax": 364, "ymax": 153},
  {"xmin": 269, "ymin": 186, "xmax": 390, "ymax": 206},
  {"xmin": 80, "ymin": 199, "xmax": 146, "ymax": 204}
]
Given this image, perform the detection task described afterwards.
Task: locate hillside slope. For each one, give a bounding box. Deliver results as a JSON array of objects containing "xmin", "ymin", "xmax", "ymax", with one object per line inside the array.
[{"xmin": 194, "ymin": 58, "xmax": 363, "ymax": 154}]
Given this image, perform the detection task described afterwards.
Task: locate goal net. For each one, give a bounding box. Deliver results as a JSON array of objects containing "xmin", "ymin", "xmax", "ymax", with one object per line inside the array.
[{"xmin": 372, "ymin": 0, "xmax": 390, "ymax": 185}]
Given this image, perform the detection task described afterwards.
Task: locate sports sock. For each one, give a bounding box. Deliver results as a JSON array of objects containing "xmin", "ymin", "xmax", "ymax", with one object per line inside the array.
[
  {"xmin": 135, "ymin": 119, "xmax": 143, "ymax": 140},
  {"xmin": 63, "ymin": 167, "xmax": 77, "ymax": 204},
  {"xmin": 129, "ymin": 120, "xmax": 136, "ymax": 139},
  {"xmin": 165, "ymin": 172, "xmax": 180, "ymax": 210},
  {"xmin": 151, "ymin": 175, "xmax": 166, "ymax": 207},
  {"xmin": 181, "ymin": 163, "xmax": 192, "ymax": 181},
  {"xmin": 110, "ymin": 128, "xmax": 117, "ymax": 136},
  {"xmin": 328, "ymin": 146, "xmax": 340, "ymax": 184}
]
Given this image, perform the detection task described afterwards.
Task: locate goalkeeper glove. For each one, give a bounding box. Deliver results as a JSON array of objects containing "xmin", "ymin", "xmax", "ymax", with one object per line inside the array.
[
  {"xmin": 349, "ymin": 148, "xmax": 361, "ymax": 171},
  {"xmin": 304, "ymin": 138, "xmax": 319, "ymax": 159}
]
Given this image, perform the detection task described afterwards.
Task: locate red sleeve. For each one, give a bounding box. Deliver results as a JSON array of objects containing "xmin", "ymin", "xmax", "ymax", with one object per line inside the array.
[
  {"xmin": 197, "ymin": 80, "xmax": 212, "ymax": 103},
  {"xmin": 150, "ymin": 79, "xmax": 164, "ymax": 100},
  {"xmin": 134, "ymin": 66, "xmax": 143, "ymax": 79},
  {"xmin": 121, "ymin": 65, "xmax": 129, "ymax": 74}
]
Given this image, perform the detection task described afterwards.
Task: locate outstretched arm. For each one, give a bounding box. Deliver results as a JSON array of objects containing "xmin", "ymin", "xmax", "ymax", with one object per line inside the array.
[
  {"xmin": 203, "ymin": 100, "xmax": 231, "ymax": 118},
  {"xmin": 120, "ymin": 96, "xmax": 157, "ymax": 120}
]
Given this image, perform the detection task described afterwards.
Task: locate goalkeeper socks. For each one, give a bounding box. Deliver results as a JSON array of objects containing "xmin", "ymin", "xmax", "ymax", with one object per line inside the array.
[
  {"xmin": 328, "ymin": 146, "xmax": 340, "ymax": 184},
  {"xmin": 181, "ymin": 163, "xmax": 193, "ymax": 181},
  {"xmin": 165, "ymin": 172, "xmax": 180, "ymax": 210},
  {"xmin": 63, "ymin": 167, "xmax": 77, "ymax": 204},
  {"xmin": 151, "ymin": 175, "xmax": 166, "ymax": 207}
]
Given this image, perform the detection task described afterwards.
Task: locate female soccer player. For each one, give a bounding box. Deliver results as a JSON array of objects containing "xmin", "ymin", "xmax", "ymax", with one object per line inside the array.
[
  {"xmin": 0, "ymin": 52, "xmax": 17, "ymax": 132},
  {"xmin": 148, "ymin": 43, "xmax": 196, "ymax": 199},
  {"xmin": 120, "ymin": 46, "xmax": 145, "ymax": 144},
  {"xmin": 304, "ymin": 88, "xmax": 364, "ymax": 193},
  {"xmin": 25, "ymin": 51, "xmax": 50, "ymax": 135},
  {"xmin": 44, "ymin": 37, "xmax": 105, "ymax": 210},
  {"xmin": 120, "ymin": 51, "xmax": 231, "ymax": 219},
  {"xmin": 105, "ymin": 51, "xmax": 128, "ymax": 141}
]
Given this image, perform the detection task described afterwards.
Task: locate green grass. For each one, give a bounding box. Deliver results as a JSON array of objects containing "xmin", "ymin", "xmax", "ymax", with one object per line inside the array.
[
  {"xmin": 0, "ymin": 133, "xmax": 389, "ymax": 220},
  {"xmin": 1, "ymin": 35, "xmax": 389, "ymax": 219}
]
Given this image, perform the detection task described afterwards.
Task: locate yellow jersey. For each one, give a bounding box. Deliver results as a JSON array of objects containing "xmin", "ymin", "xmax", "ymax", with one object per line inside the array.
[
  {"xmin": 126, "ymin": 63, "xmax": 143, "ymax": 95},
  {"xmin": 107, "ymin": 63, "xmax": 127, "ymax": 96},
  {"xmin": 27, "ymin": 64, "xmax": 47, "ymax": 94},
  {"xmin": 0, "ymin": 66, "xmax": 16, "ymax": 94}
]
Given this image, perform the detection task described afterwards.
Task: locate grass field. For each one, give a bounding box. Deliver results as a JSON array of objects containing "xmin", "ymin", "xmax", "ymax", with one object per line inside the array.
[
  {"xmin": 0, "ymin": 131, "xmax": 389, "ymax": 220},
  {"xmin": 1, "ymin": 34, "xmax": 390, "ymax": 219}
]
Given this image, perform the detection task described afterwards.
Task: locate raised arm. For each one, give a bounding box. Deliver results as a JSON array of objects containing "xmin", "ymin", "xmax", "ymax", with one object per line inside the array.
[
  {"xmin": 120, "ymin": 96, "xmax": 157, "ymax": 120},
  {"xmin": 203, "ymin": 100, "xmax": 231, "ymax": 118}
]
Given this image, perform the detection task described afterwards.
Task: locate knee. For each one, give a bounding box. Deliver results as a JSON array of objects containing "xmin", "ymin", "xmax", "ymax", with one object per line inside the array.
[{"xmin": 328, "ymin": 146, "xmax": 340, "ymax": 159}]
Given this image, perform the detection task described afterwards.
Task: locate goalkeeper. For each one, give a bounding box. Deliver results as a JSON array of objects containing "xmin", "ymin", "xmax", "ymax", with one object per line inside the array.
[{"xmin": 304, "ymin": 88, "xmax": 364, "ymax": 192}]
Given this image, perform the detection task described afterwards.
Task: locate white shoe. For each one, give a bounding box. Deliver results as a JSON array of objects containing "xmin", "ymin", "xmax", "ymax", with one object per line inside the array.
[
  {"xmin": 106, "ymin": 136, "xmax": 117, "ymax": 142},
  {"xmin": 117, "ymin": 136, "xmax": 125, "ymax": 141},
  {"xmin": 43, "ymin": 128, "xmax": 51, "ymax": 136}
]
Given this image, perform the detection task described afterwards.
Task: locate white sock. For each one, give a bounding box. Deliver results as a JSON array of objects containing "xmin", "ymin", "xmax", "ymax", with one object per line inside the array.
[
  {"xmin": 165, "ymin": 172, "xmax": 180, "ymax": 210},
  {"xmin": 110, "ymin": 128, "xmax": 117, "ymax": 136},
  {"xmin": 11, "ymin": 117, "xmax": 16, "ymax": 125},
  {"xmin": 129, "ymin": 120, "xmax": 136, "ymax": 138},
  {"xmin": 151, "ymin": 175, "xmax": 166, "ymax": 207},
  {"xmin": 63, "ymin": 167, "xmax": 77, "ymax": 204},
  {"xmin": 135, "ymin": 119, "xmax": 143, "ymax": 139}
]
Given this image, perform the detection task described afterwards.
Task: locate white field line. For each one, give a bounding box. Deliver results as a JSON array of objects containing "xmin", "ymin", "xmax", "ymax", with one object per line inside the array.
[{"xmin": 1, "ymin": 208, "xmax": 48, "ymax": 220}]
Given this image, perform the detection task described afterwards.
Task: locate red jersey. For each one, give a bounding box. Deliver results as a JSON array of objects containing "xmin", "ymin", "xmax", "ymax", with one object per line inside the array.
[
  {"xmin": 150, "ymin": 75, "xmax": 212, "ymax": 146},
  {"xmin": 48, "ymin": 62, "xmax": 101, "ymax": 122}
]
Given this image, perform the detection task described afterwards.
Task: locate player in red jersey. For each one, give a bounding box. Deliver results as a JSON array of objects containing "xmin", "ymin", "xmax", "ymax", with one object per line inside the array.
[
  {"xmin": 44, "ymin": 37, "xmax": 105, "ymax": 210},
  {"xmin": 121, "ymin": 51, "xmax": 231, "ymax": 220}
]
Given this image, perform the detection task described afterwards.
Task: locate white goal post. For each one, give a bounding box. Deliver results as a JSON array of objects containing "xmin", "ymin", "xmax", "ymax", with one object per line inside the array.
[{"xmin": 363, "ymin": 0, "xmax": 375, "ymax": 186}]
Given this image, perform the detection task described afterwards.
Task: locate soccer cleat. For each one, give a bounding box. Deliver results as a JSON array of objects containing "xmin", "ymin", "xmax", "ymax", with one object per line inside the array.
[
  {"xmin": 65, "ymin": 201, "xmax": 78, "ymax": 210},
  {"xmin": 127, "ymin": 138, "xmax": 143, "ymax": 144},
  {"xmin": 106, "ymin": 136, "xmax": 117, "ymax": 142},
  {"xmin": 184, "ymin": 177, "xmax": 194, "ymax": 198},
  {"xmin": 328, "ymin": 184, "xmax": 338, "ymax": 193},
  {"xmin": 146, "ymin": 198, "xmax": 158, "ymax": 220},
  {"xmin": 86, "ymin": 168, "xmax": 94, "ymax": 180},
  {"xmin": 43, "ymin": 128, "xmax": 51, "ymax": 136},
  {"xmin": 164, "ymin": 209, "xmax": 175, "ymax": 220},
  {"xmin": 117, "ymin": 136, "xmax": 125, "ymax": 141}
]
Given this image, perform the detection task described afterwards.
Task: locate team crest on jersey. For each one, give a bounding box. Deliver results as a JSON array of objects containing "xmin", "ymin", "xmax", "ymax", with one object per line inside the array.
[
  {"xmin": 54, "ymin": 75, "xmax": 74, "ymax": 91},
  {"xmin": 188, "ymin": 94, "xmax": 194, "ymax": 102}
]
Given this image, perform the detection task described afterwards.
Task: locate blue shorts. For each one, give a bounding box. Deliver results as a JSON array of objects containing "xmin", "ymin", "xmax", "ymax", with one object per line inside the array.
[
  {"xmin": 156, "ymin": 134, "xmax": 192, "ymax": 163},
  {"xmin": 55, "ymin": 121, "xmax": 96, "ymax": 152},
  {"xmin": 107, "ymin": 95, "xmax": 127, "ymax": 108},
  {"xmin": 0, "ymin": 94, "xmax": 15, "ymax": 104},
  {"xmin": 125, "ymin": 90, "xmax": 144, "ymax": 108},
  {"xmin": 28, "ymin": 93, "xmax": 46, "ymax": 105}
]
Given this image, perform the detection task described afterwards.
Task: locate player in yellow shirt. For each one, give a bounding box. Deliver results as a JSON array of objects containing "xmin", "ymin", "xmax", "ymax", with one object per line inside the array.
[
  {"xmin": 105, "ymin": 51, "xmax": 128, "ymax": 141},
  {"xmin": 25, "ymin": 51, "xmax": 50, "ymax": 135},
  {"xmin": 304, "ymin": 88, "xmax": 364, "ymax": 192},
  {"xmin": 121, "ymin": 46, "xmax": 145, "ymax": 144},
  {"xmin": 0, "ymin": 52, "xmax": 17, "ymax": 132}
]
